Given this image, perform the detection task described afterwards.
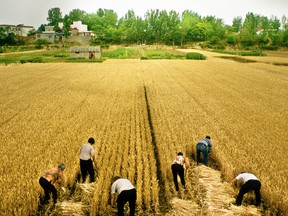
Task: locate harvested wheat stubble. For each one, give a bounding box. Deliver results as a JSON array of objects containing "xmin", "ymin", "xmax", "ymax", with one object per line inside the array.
[
  {"xmin": 166, "ymin": 197, "xmax": 200, "ymax": 216},
  {"xmin": 55, "ymin": 183, "xmax": 95, "ymax": 216},
  {"xmin": 59, "ymin": 201, "xmax": 85, "ymax": 216},
  {"xmin": 196, "ymin": 165, "xmax": 261, "ymax": 216}
]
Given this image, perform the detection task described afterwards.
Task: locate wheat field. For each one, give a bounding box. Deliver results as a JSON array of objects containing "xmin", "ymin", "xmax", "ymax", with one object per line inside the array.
[{"xmin": 0, "ymin": 50, "xmax": 287, "ymax": 215}]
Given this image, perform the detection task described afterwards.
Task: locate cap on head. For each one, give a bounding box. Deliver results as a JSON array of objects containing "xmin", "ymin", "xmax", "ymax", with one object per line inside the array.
[
  {"xmin": 58, "ymin": 163, "xmax": 66, "ymax": 171},
  {"xmin": 205, "ymin": 135, "xmax": 211, "ymax": 139},
  {"xmin": 177, "ymin": 152, "xmax": 183, "ymax": 156},
  {"xmin": 88, "ymin": 137, "xmax": 95, "ymax": 144}
]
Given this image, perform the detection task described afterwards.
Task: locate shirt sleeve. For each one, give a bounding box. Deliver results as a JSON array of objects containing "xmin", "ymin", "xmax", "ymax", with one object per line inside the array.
[
  {"xmin": 90, "ymin": 146, "xmax": 95, "ymax": 156},
  {"xmin": 235, "ymin": 174, "xmax": 242, "ymax": 181},
  {"xmin": 111, "ymin": 182, "xmax": 116, "ymax": 194},
  {"xmin": 207, "ymin": 140, "xmax": 212, "ymax": 151}
]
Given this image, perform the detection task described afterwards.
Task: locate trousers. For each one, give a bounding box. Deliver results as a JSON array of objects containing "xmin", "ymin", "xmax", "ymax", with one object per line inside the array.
[
  {"xmin": 196, "ymin": 143, "xmax": 209, "ymax": 165},
  {"xmin": 117, "ymin": 188, "xmax": 137, "ymax": 216},
  {"xmin": 39, "ymin": 177, "xmax": 57, "ymax": 204},
  {"xmin": 171, "ymin": 163, "xmax": 185, "ymax": 191},
  {"xmin": 80, "ymin": 159, "xmax": 95, "ymax": 183},
  {"xmin": 236, "ymin": 179, "xmax": 261, "ymax": 206}
]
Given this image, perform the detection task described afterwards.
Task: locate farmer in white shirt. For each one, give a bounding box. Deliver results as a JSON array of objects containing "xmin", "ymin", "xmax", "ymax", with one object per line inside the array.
[
  {"xmin": 232, "ymin": 172, "xmax": 261, "ymax": 206},
  {"xmin": 111, "ymin": 176, "xmax": 136, "ymax": 216},
  {"xmin": 79, "ymin": 137, "xmax": 96, "ymax": 183},
  {"xmin": 171, "ymin": 152, "xmax": 190, "ymax": 191}
]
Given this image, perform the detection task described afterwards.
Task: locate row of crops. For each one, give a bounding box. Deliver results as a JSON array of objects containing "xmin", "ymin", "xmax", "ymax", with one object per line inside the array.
[{"xmin": 0, "ymin": 58, "xmax": 287, "ymax": 215}]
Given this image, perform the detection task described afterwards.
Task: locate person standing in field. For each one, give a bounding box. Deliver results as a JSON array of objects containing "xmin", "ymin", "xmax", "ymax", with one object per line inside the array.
[
  {"xmin": 232, "ymin": 172, "xmax": 261, "ymax": 206},
  {"xmin": 39, "ymin": 163, "xmax": 66, "ymax": 205},
  {"xmin": 110, "ymin": 176, "xmax": 137, "ymax": 216},
  {"xmin": 80, "ymin": 137, "xmax": 96, "ymax": 183},
  {"xmin": 196, "ymin": 135, "xmax": 212, "ymax": 165},
  {"xmin": 171, "ymin": 152, "xmax": 190, "ymax": 191}
]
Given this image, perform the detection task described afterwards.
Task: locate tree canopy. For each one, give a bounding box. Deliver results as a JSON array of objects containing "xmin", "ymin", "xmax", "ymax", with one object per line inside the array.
[{"xmin": 1, "ymin": 7, "xmax": 287, "ymax": 49}]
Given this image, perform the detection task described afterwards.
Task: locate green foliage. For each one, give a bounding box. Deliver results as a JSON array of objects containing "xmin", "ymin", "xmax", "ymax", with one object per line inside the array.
[
  {"xmin": 66, "ymin": 58, "xmax": 103, "ymax": 63},
  {"xmin": 102, "ymin": 48, "xmax": 139, "ymax": 59},
  {"xmin": 35, "ymin": 39, "xmax": 50, "ymax": 49},
  {"xmin": 37, "ymin": 6, "xmax": 288, "ymax": 49},
  {"xmin": 141, "ymin": 49, "xmax": 186, "ymax": 60},
  {"xmin": 0, "ymin": 49, "xmax": 70, "ymax": 64},
  {"xmin": 186, "ymin": 52, "xmax": 206, "ymax": 60},
  {"xmin": 19, "ymin": 57, "xmax": 43, "ymax": 64},
  {"xmin": 47, "ymin": 7, "xmax": 62, "ymax": 26}
]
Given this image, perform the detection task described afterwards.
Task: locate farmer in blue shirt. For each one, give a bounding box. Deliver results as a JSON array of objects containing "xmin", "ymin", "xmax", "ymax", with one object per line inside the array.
[{"xmin": 196, "ymin": 135, "xmax": 212, "ymax": 165}]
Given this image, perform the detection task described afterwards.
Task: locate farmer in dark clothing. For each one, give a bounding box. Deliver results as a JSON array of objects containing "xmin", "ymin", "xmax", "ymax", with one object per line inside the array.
[
  {"xmin": 196, "ymin": 135, "xmax": 212, "ymax": 165},
  {"xmin": 232, "ymin": 172, "xmax": 261, "ymax": 206},
  {"xmin": 39, "ymin": 163, "xmax": 65, "ymax": 204},
  {"xmin": 171, "ymin": 152, "xmax": 190, "ymax": 191},
  {"xmin": 80, "ymin": 137, "xmax": 96, "ymax": 183},
  {"xmin": 111, "ymin": 176, "xmax": 137, "ymax": 216}
]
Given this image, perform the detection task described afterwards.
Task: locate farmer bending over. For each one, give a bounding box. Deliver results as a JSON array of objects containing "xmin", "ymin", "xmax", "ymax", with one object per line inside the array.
[
  {"xmin": 111, "ymin": 176, "xmax": 137, "ymax": 216},
  {"xmin": 39, "ymin": 163, "xmax": 65, "ymax": 205},
  {"xmin": 231, "ymin": 172, "xmax": 261, "ymax": 206},
  {"xmin": 171, "ymin": 152, "xmax": 190, "ymax": 191},
  {"xmin": 196, "ymin": 135, "xmax": 212, "ymax": 165}
]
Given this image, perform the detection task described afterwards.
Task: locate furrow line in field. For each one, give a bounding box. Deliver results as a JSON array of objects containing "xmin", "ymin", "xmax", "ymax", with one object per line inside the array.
[{"xmin": 143, "ymin": 85, "xmax": 169, "ymax": 213}]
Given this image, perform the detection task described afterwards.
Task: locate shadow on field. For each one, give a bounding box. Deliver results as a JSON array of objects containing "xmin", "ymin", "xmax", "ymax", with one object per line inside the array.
[{"xmin": 218, "ymin": 56, "xmax": 288, "ymax": 66}]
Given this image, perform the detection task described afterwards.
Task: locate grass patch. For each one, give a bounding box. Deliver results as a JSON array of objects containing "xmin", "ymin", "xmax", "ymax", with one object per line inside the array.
[
  {"xmin": 66, "ymin": 58, "xmax": 104, "ymax": 63},
  {"xmin": 102, "ymin": 48, "xmax": 140, "ymax": 59},
  {"xmin": 0, "ymin": 47, "xmax": 207, "ymax": 64},
  {"xmin": 0, "ymin": 49, "xmax": 71, "ymax": 64},
  {"xmin": 141, "ymin": 49, "xmax": 186, "ymax": 60},
  {"xmin": 0, "ymin": 45, "xmax": 39, "ymax": 53}
]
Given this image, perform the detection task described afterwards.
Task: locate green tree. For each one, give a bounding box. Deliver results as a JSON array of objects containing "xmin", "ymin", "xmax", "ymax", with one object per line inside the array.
[
  {"xmin": 181, "ymin": 10, "xmax": 201, "ymax": 43},
  {"xmin": 37, "ymin": 24, "xmax": 46, "ymax": 32},
  {"xmin": 269, "ymin": 15, "xmax": 281, "ymax": 30},
  {"xmin": 204, "ymin": 16, "xmax": 226, "ymax": 42},
  {"xmin": 119, "ymin": 10, "xmax": 141, "ymax": 43},
  {"xmin": 47, "ymin": 7, "xmax": 63, "ymax": 26},
  {"xmin": 69, "ymin": 9, "xmax": 87, "ymax": 22},
  {"xmin": 232, "ymin": 16, "xmax": 242, "ymax": 32},
  {"xmin": 187, "ymin": 22, "xmax": 210, "ymax": 42},
  {"xmin": 63, "ymin": 15, "xmax": 72, "ymax": 38},
  {"xmin": 87, "ymin": 9, "xmax": 118, "ymax": 44},
  {"xmin": 240, "ymin": 12, "xmax": 258, "ymax": 47},
  {"xmin": 226, "ymin": 33, "xmax": 238, "ymax": 46},
  {"xmin": 281, "ymin": 16, "xmax": 288, "ymax": 47},
  {"xmin": 144, "ymin": 9, "xmax": 162, "ymax": 43},
  {"xmin": 165, "ymin": 10, "xmax": 181, "ymax": 45}
]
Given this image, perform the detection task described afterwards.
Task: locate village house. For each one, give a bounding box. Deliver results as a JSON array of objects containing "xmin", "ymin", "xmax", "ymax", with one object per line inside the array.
[
  {"xmin": 35, "ymin": 26, "xmax": 56, "ymax": 43},
  {"xmin": 66, "ymin": 21, "xmax": 95, "ymax": 45},
  {"xmin": 69, "ymin": 46, "xmax": 101, "ymax": 59},
  {"xmin": 35, "ymin": 20, "xmax": 95, "ymax": 44},
  {"xmin": 0, "ymin": 24, "xmax": 34, "ymax": 37}
]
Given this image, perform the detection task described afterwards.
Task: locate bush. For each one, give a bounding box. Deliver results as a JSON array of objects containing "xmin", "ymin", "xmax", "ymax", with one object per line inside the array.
[
  {"xmin": 31, "ymin": 57, "xmax": 43, "ymax": 63},
  {"xmin": 35, "ymin": 39, "xmax": 50, "ymax": 49},
  {"xmin": 19, "ymin": 57, "xmax": 43, "ymax": 64},
  {"xmin": 186, "ymin": 52, "xmax": 206, "ymax": 60}
]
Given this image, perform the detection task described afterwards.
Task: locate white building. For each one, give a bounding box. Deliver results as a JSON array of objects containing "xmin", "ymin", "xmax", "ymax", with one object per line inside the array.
[
  {"xmin": 0, "ymin": 24, "xmax": 34, "ymax": 37},
  {"xmin": 70, "ymin": 21, "xmax": 88, "ymax": 32}
]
